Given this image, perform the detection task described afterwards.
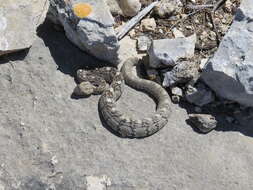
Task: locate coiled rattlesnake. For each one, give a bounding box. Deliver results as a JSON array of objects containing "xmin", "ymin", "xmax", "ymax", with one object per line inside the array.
[{"xmin": 74, "ymin": 57, "xmax": 172, "ymax": 138}]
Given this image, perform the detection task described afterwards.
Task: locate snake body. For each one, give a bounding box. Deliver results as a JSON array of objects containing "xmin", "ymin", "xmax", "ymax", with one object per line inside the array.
[{"xmin": 98, "ymin": 57, "xmax": 171, "ymax": 138}]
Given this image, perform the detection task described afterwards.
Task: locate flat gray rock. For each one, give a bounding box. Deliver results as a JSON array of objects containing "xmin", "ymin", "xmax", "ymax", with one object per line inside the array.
[
  {"xmin": 0, "ymin": 21, "xmax": 253, "ymax": 190},
  {"xmin": 0, "ymin": 0, "xmax": 49, "ymax": 56},
  {"xmin": 201, "ymin": 0, "xmax": 253, "ymax": 107},
  {"xmin": 48, "ymin": 0, "xmax": 119, "ymax": 65},
  {"xmin": 148, "ymin": 34, "xmax": 196, "ymax": 68}
]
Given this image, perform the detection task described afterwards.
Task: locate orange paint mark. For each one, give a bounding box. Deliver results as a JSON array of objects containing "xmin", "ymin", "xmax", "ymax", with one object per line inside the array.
[{"xmin": 73, "ymin": 3, "xmax": 92, "ymax": 18}]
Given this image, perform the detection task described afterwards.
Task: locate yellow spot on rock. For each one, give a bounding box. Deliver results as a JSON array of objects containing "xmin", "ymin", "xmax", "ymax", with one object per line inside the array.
[{"xmin": 73, "ymin": 3, "xmax": 92, "ymax": 18}]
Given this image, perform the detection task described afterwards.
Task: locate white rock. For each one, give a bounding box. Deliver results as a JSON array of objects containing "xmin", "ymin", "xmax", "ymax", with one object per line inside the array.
[
  {"xmin": 141, "ymin": 18, "xmax": 157, "ymax": 32},
  {"xmin": 137, "ymin": 35, "xmax": 151, "ymax": 51},
  {"xmin": 172, "ymin": 28, "xmax": 185, "ymax": 38},
  {"xmin": 199, "ymin": 58, "xmax": 209, "ymax": 71},
  {"xmin": 201, "ymin": 0, "xmax": 253, "ymax": 107},
  {"xmin": 148, "ymin": 34, "xmax": 196, "ymax": 68},
  {"xmin": 48, "ymin": 0, "xmax": 119, "ymax": 65},
  {"xmin": 119, "ymin": 0, "xmax": 142, "ymax": 17},
  {"xmin": 171, "ymin": 87, "xmax": 183, "ymax": 96},
  {"xmin": 0, "ymin": 0, "xmax": 49, "ymax": 56}
]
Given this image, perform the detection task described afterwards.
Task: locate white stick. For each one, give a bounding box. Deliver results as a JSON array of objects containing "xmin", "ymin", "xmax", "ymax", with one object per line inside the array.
[{"xmin": 116, "ymin": 1, "xmax": 159, "ymax": 40}]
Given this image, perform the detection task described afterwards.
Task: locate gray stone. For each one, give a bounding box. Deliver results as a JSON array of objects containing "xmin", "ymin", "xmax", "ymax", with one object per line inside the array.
[
  {"xmin": 119, "ymin": 0, "xmax": 141, "ymax": 17},
  {"xmin": 154, "ymin": 0, "xmax": 183, "ymax": 18},
  {"xmin": 201, "ymin": 0, "xmax": 253, "ymax": 107},
  {"xmin": 148, "ymin": 34, "xmax": 196, "ymax": 68},
  {"xmin": 0, "ymin": 0, "xmax": 49, "ymax": 56},
  {"xmin": 106, "ymin": 0, "xmax": 123, "ymax": 15},
  {"xmin": 48, "ymin": 0, "xmax": 119, "ymax": 65},
  {"xmin": 188, "ymin": 114, "xmax": 217, "ymax": 133},
  {"xmin": 163, "ymin": 61, "xmax": 199, "ymax": 87},
  {"xmin": 185, "ymin": 83, "xmax": 215, "ymax": 106},
  {"xmin": 137, "ymin": 35, "xmax": 151, "ymax": 51}
]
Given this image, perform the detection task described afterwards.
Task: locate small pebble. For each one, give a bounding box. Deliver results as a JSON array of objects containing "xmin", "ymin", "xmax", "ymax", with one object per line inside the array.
[
  {"xmin": 141, "ymin": 18, "xmax": 156, "ymax": 32},
  {"xmin": 188, "ymin": 114, "xmax": 217, "ymax": 133},
  {"xmin": 172, "ymin": 28, "xmax": 184, "ymax": 38},
  {"xmin": 171, "ymin": 87, "xmax": 183, "ymax": 97},
  {"xmin": 120, "ymin": 0, "xmax": 141, "ymax": 17},
  {"xmin": 172, "ymin": 95, "xmax": 180, "ymax": 103},
  {"xmin": 137, "ymin": 35, "xmax": 151, "ymax": 51}
]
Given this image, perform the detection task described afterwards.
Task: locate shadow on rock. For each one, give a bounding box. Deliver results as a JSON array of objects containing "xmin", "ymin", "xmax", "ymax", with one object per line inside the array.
[
  {"xmin": 179, "ymin": 100, "xmax": 253, "ymax": 138},
  {"xmin": 0, "ymin": 49, "xmax": 29, "ymax": 65},
  {"xmin": 37, "ymin": 19, "xmax": 110, "ymax": 77}
]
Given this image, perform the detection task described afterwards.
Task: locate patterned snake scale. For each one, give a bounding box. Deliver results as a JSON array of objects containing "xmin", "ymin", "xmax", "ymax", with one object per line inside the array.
[{"xmin": 98, "ymin": 57, "xmax": 172, "ymax": 138}]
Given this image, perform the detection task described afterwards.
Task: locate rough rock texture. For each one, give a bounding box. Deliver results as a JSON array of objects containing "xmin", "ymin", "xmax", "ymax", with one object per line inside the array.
[
  {"xmin": 148, "ymin": 34, "xmax": 196, "ymax": 68},
  {"xmin": 201, "ymin": 0, "xmax": 253, "ymax": 107},
  {"xmin": 188, "ymin": 114, "xmax": 218, "ymax": 133},
  {"xmin": 47, "ymin": 0, "xmax": 119, "ymax": 65},
  {"xmin": 0, "ymin": 21, "xmax": 253, "ymax": 190},
  {"xmin": 0, "ymin": 0, "xmax": 49, "ymax": 56},
  {"xmin": 163, "ymin": 61, "xmax": 199, "ymax": 87}
]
